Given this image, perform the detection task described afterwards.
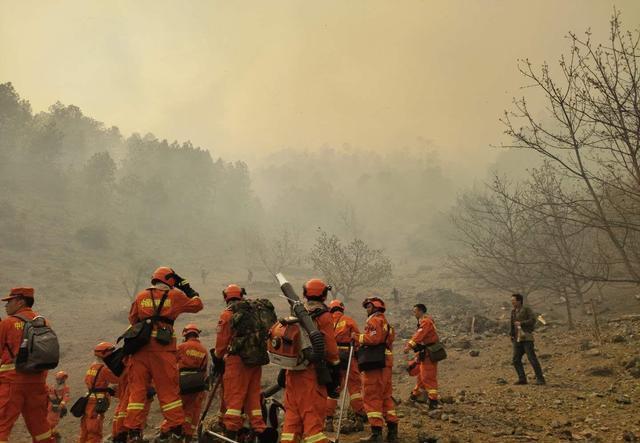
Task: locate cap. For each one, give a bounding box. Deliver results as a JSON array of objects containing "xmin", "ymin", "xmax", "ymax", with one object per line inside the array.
[{"xmin": 1, "ymin": 287, "xmax": 35, "ymax": 302}]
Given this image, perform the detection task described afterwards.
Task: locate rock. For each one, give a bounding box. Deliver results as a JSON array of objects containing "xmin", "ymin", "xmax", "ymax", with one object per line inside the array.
[
  {"xmin": 452, "ymin": 340, "xmax": 472, "ymax": 350},
  {"xmin": 469, "ymin": 350, "xmax": 480, "ymax": 357},
  {"xmin": 612, "ymin": 335, "xmax": 627, "ymax": 343},
  {"xmin": 580, "ymin": 340, "xmax": 595, "ymax": 351},
  {"xmin": 585, "ymin": 366, "xmax": 614, "ymax": 377},
  {"xmin": 439, "ymin": 395, "xmax": 455, "ymax": 404},
  {"xmin": 623, "ymin": 431, "xmax": 638, "ymax": 442},
  {"xmin": 417, "ymin": 431, "xmax": 440, "ymax": 443},
  {"xmin": 630, "ymin": 367, "xmax": 640, "ymax": 378},
  {"xmin": 496, "ymin": 377, "xmax": 508, "ymax": 385},
  {"xmin": 585, "ymin": 348, "xmax": 602, "ymax": 357},
  {"xmin": 427, "ymin": 409, "xmax": 443, "ymax": 420},
  {"xmin": 616, "ymin": 395, "xmax": 632, "ymax": 405}
]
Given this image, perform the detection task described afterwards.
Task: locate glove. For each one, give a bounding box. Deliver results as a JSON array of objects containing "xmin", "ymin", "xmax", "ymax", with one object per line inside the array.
[
  {"xmin": 146, "ymin": 386, "xmax": 156, "ymax": 399},
  {"xmin": 212, "ymin": 355, "xmax": 225, "ymax": 376},
  {"xmin": 326, "ymin": 363, "xmax": 341, "ymax": 399},
  {"xmin": 175, "ymin": 275, "xmax": 198, "ymax": 298},
  {"xmin": 60, "ymin": 406, "xmax": 67, "ymax": 418}
]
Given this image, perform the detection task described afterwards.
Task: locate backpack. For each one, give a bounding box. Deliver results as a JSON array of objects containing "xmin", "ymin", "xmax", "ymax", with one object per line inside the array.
[
  {"xmin": 267, "ymin": 317, "xmax": 313, "ymax": 370},
  {"xmin": 229, "ymin": 299, "xmax": 277, "ymax": 367},
  {"xmin": 10, "ymin": 314, "xmax": 59, "ymax": 373}
]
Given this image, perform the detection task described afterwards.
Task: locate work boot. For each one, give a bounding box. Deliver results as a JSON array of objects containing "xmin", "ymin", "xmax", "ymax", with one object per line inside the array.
[
  {"xmin": 535, "ymin": 377, "xmax": 546, "ymax": 385},
  {"xmin": 223, "ymin": 429, "xmax": 238, "ymax": 440},
  {"xmin": 325, "ymin": 416, "xmax": 335, "ymax": 433},
  {"xmin": 113, "ymin": 432, "xmax": 128, "ymax": 443},
  {"xmin": 386, "ymin": 423, "xmax": 399, "ymax": 443},
  {"xmin": 428, "ymin": 398, "xmax": 439, "ymax": 410},
  {"xmin": 360, "ymin": 426, "xmax": 383, "ymax": 442},
  {"xmin": 354, "ymin": 412, "xmax": 367, "ymax": 432},
  {"xmin": 154, "ymin": 427, "xmax": 184, "ymax": 443},
  {"xmin": 513, "ymin": 379, "xmax": 527, "ymax": 385},
  {"xmin": 127, "ymin": 429, "xmax": 144, "ymax": 443}
]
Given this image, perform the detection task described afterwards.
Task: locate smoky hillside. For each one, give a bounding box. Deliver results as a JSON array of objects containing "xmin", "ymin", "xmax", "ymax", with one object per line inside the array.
[{"xmin": 0, "ymin": 82, "xmax": 458, "ymax": 287}]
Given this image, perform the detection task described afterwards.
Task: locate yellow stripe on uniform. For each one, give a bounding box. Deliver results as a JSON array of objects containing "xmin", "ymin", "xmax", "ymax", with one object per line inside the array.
[
  {"xmin": 367, "ymin": 411, "xmax": 383, "ymax": 419},
  {"xmin": 281, "ymin": 432, "xmax": 296, "ymax": 442},
  {"xmin": 305, "ymin": 432, "xmax": 328, "ymax": 443},
  {"xmin": 0, "ymin": 364, "xmax": 15, "ymax": 372},
  {"xmin": 350, "ymin": 392, "xmax": 362, "ymax": 400},
  {"xmin": 35, "ymin": 430, "xmax": 52, "ymax": 441},
  {"xmin": 224, "ymin": 408, "xmax": 242, "ymax": 416},
  {"xmin": 387, "ymin": 409, "xmax": 397, "ymax": 416},
  {"xmin": 251, "ymin": 409, "xmax": 262, "ymax": 416},
  {"xmin": 161, "ymin": 399, "xmax": 183, "ymax": 412},
  {"xmin": 127, "ymin": 402, "xmax": 145, "ymax": 411}
]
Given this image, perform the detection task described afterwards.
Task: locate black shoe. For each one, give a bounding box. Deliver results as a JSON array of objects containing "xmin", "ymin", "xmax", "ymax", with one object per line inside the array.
[
  {"xmin": 514, "ymin": 379, "xmax": 528, "ymax": 385},
  {"xmin": 325, "ymin": 416, "xmax": 335, "ymax": 433},
  {"xmin": 360, "ymin": 427, "xmax": 383, "ymax": 442},
  {"xmin": 113, "ymin": 432, "xmax": 128, "ymax": 443},
  {"xmin": 386, "ymin": 423, "xmax": 399, "ymax": 443},
  {"xmin": 535, "ymin": 378, "xmax": 546, "ymax": 385},
  {"xmin": 428, "ymin": 399, "xmax": 439, "ymax": 410},
  {"xmin": 127, "ymin": 430, "xmax": 144, "ymax": 443}
]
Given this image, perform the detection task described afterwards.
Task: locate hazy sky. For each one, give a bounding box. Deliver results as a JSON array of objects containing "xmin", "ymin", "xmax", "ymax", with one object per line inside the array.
[{"xmin": 1, "ymin": 1, "xmax": 638, "ymax": 173}]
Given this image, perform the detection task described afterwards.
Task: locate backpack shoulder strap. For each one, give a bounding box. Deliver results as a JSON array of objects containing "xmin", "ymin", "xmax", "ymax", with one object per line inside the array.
[{"xmin": 90, "ymin": 365, "xmax": 104, "ymax": 392}]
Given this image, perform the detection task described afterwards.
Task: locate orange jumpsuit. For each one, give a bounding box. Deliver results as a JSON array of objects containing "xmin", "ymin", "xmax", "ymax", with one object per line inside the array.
[
  {"xmin": 46, "ymin": 383, "xmax": 70, "ymax": 434},
  {"xmin": 281, "ymin": 301, "xmax": 340, "ymax": 443},
  {"xmin": 111, "ymin": 363, "xmax": 152, "ymax": 439},
  {"xmin": 215, "ymin": 304, "xmax": 266, "ymax": 433},
  {"xmin": 325, "ymin": 311, "xmax": 364, "ymax": 418},
  {"xmin": 170, "ymin": 337, "xmax": 208, "ymax": 437},
  {"xmin": 78, "ymin": 363, "xmax": 119, "ymax": 443},
  {"xmin": 358, "ymin": 312, "xmax": 398, "ymax": 428},
  {"xmin": 408, "ymin": 315, "xmax": 439, "ymax": 401},
  {"xmin": 0, "ymin": 308, "xmax": 54, "ymax": 443},
  {"xmin": 124, "ymin": 284, "xmax": 203, "ymax": 432}
]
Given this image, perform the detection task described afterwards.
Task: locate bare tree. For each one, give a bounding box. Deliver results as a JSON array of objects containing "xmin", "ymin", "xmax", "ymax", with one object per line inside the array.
[
  {"xmin": 447, "ymin": 177, "xmax": 547, "ymax": 299},
  {"xmin": 308, "ymin": 229, "xmax": 392, "ymax": 300},
  {"xmin": 501, "ymin": 12, "xmax": 640, "ymax": 283},
  {"xmin": 120, "ymin": 256, "xmax": 160, "ymax": 299},
  {"xmin": 245, "ymin": 225, "xmax": 302, "ymax": 275}
]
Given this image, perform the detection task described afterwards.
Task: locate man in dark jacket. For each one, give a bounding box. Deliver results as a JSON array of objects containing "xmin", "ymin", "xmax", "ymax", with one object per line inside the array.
[{"xmin": 510, "ymin": 293, "xmax": 545, "ymax": 385}]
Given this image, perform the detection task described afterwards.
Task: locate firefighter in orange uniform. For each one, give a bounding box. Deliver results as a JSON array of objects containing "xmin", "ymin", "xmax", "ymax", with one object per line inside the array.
[
  {"xmin": 0, "ymin": 287, "xmax": 54, "ymax": 443},
  {"xmin": 404, "ymin": 303, "xmax": 439, "ymax": 410},
  {"xmin": 78, "ymin": 342, "xmax": 120, "ymax": 443},
  {"xmin": 110, "ymin": 359, "xmax": 154, "ymax": 442},
  {"xmin": 325, "ymin": 300, "xmax": 366, "ymax": 432},
  {"xmin": 356, "ymin": 297, "xmax": 398, "ymax": 443},
  {"xmin": 47, "ymin": 371, "xmax": 70, "ymax": 441},
  {"xmin": 280, "ymin": 279, "xmax": 341, "ymax": 443},
  {"xmin": 124, "ymin": 267, "xmax": 203, "ymax": 442},
  {"xmin": 212, "ymin": 285, "xmax": 266, "ymax": 439},
  {"xmin": 175, "ymin": 324, "xmax": 208, "ymax": 439}
]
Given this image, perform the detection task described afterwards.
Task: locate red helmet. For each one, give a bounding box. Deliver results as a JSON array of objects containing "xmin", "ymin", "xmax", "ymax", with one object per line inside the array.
[
  {"xmin": 182, "ymin": 323, "xmax": 201, "ymax": 337},
  {"xmin": 152, "ymin": 267, "xmax": 177, "ymax": 287},
  {"xmin": 303, "ymin": 279, "xmax": 331, "ymax": 300},
  {"xmin": 94, "ymin": 341, "xmax": 116, "ymax": 358},
  {"xmin": 328, "ymin": 300, "xmax": 345, "ymax": 313},
  {"xmin": 362, "ymin": 297, "xmax": 386, "ymax": 312},
  {"xmin": 223, "ymin": 284, "xmax": 245, "ymax": 302},
  {"xmin": 55, "ymin": 370, "xmax": 68, "ymax": 381}
]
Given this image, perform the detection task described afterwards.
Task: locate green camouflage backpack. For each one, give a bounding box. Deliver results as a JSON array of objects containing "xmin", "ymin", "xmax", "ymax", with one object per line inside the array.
[{"xmin": 229, "ymin": 298, "xmax": 277, "ymax": 367}]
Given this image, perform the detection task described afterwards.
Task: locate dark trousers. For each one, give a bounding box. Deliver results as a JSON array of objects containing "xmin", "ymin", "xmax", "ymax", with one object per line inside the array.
[{"xmin": 512, "ymin": 340, "xmax": 544, "ymax": 381}]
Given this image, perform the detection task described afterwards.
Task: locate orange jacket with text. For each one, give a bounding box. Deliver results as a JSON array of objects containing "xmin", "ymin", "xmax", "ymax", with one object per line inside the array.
[{"xmin": 128, "ymin": 287, "xmax": 204, "ymax": 351}]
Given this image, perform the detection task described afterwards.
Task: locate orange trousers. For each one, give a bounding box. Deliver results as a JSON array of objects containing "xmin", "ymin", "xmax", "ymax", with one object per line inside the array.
[
  {"xmin": 182, "ymin": 391, "xmax": 205, "ymax": 436},
  {"xmin": 412, "ymin": 359, "xmax": 438, "ymax": 400},
  {"xmin": 112, "ymin": 379, "xmax": 152, "ymax": 438},
  {"xmin": 362, "ymin": 367, "xmax": 398, "ymax": 428},
  {"xmin": 222, "ymin": 355, "xmax": 266, "ymax": 432},
  {"xmin": 124, "ymin": 350, "xmax": 184, "ymax": 431},
  {"xmin": 78, "ymin": 397, "xmax": 108, "ymax": 443},
  {"xmin": 326, "ymin": 360, "xmax": 364, "ymax": 417},
  {"xmin": 46, "ymin": 405, "xmax": 62, "ymax": 433},
  {"xmin": 281, "ymin": 368, "xmax": 329, "ymax": 443},
  {"xmin": 0, "ymin": 382, "xmax": 53, "ymax": 443}
]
